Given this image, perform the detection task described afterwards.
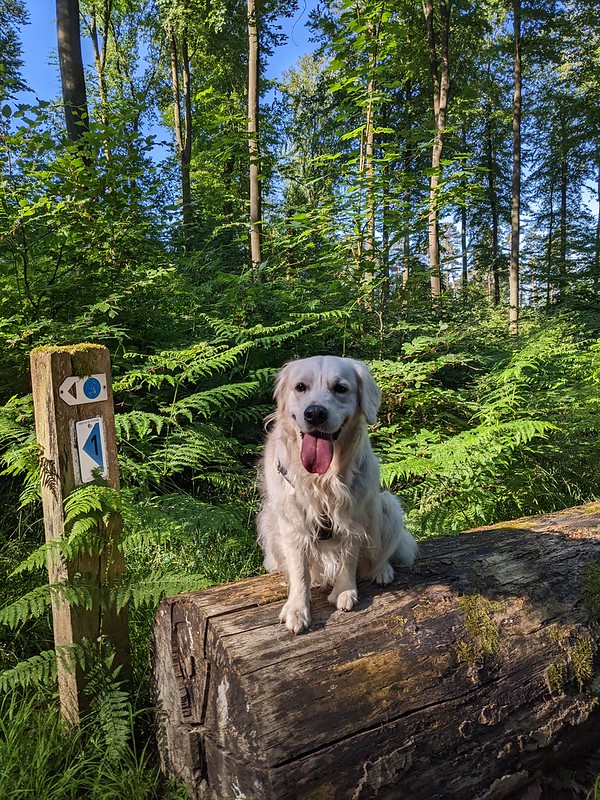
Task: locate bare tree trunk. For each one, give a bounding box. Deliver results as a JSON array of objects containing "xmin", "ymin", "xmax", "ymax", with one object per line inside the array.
[
  {"xmin": 363, "ymin": 13, "xmax": 383, "ymax": 306},
  {"xmin": 460, "ymin": 203, "xmax": 467, "ymax": 296},
  {"xmin": 484, "ymin": 101, "xmax": 500, "ymax": 305},
  {"xmin": 168, "ymin": 24, "xmax": 193, "ymax": 245},
  {"xmin": 546, "ymin": 182, "xmax": 555, "ymax": 307},
  {"xmin": 56, "ymin": 0, "xmax": 90, "ymax": 143},
  {"xmin": 460, "ymin": 126, "xmax": 468, "ymax": 297},
  {"xmin": 88, "ymin": 0, "xmax": 111, "ymax": 159},
  {"xmin": 181, "ymin": 36, "xmax": 192, "ymax": 233},
  {"xmin": 363, "ymin": 66, "xmax": 376, "ymax": 301},
  {"xmin": 402, "ymin": 83, "xmax": 413, "ymax": 289},
  {"xmin": 559, "ymin": 109, "xmax": 568, "ymax": 295},
  {"xmin": 247, "ymin": 0, "xmax": 262, "ymax": 278},
  {"xmin": 509, "ymin": 0, "xmax": 521, "ymax": 335},
  {"xmin": 89, "ymin": 2, "xmax": 110, "ymax": 124},
  {"xmin": 595, "ymin": 164, "xmax": 600, "ymax": 299},
  {"xmin": 382, "ymin": 161, "xmax": 390, "ymax": 303},
  {"xmin": 423, "ymin": 0, "xmax": 450, "ymax": 299}
]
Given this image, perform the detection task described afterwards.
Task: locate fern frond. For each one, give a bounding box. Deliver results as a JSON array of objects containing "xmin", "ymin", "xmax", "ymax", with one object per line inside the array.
[
  {"xmin": 114, "ymin": 410, "xmax": 169, "ymax": 440},
  {"xmin": 0, "ymin": 579, "xmax": 97, "ymax": 629},
  {"xmin": 0, "ymin": 649, "xmax": 58, "ymax": 693},
  {"xmin": 111, "ymin": 573, "xmax": 211, "ymax": 611}
]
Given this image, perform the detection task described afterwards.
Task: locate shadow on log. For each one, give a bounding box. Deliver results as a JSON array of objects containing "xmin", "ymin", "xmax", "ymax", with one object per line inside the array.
[{"xmin": 152, "ymin": 503, "xmax": 600, "ymax": 800}]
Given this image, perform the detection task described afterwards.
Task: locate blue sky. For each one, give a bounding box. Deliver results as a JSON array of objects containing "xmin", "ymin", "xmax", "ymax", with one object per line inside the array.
[{"xmin": 17, "ymin": 0, "xmax": 317, "ymax": 103}]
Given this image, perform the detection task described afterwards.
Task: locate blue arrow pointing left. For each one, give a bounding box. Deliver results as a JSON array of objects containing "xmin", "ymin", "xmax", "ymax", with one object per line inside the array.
[{"xmin": 82, "ymin": 422, "xmax": 104, "ymax": 468}]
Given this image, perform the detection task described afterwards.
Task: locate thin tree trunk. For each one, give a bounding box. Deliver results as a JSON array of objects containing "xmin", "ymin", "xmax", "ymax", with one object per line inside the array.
[
  {"xmin": 460, "ymin": 126, "xmax": 468, "ymax": 297},
  {"xmin": 402, "ymin": 82, "xmax": 413, "ymax": 289},
  {"xmin": 595, "ymin": 164, "xmax": 600, "ymax": 299},
  {"xmin": 423, "ymin": 0, "xmax": 450, "ymax": 299},
  {"xmin": 461, "ymin": 202, "xmax": 468, "ymax": 296},
  {"xmin": 89, "ymin": 1, "xmax": 110, "ymax": 123},
  {"xmin": 484, "ymin": 102, "xmax": 500, "ymax": 305},
  {"xmin": 180, "ymin": 36, "xmax": 193, "ymax": 233},
  {"xmin": 365, "ymin": 20, "xmax": 382, "ymax": 305},
  {"xmin": 56, "ymin": 0, "xmax": 90, "ymax": 142},
  {"xmin": 247, "ymin": 0, "xmax": 262, "ymax": 278},
  {"xmin": 509, "ymin": 0, "xmax": 521, "ymax": 335},
  {"xmin": 89, "ymin": 0, "xmax": 111, "ymax": 158},
  {"xmin": 559, "ymin": 109, "xmax": 568, "ymax": 295},
  {"xmin": 546, "ymin": 182, "xmax": 554, "ymax": 307},
  {"xmin": 168, "ymin": 24, "xmax": 193, "ymax": 245}
]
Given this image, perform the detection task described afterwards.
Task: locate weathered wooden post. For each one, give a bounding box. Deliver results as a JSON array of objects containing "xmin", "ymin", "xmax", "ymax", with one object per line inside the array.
[{"xmin": 30, "ymin": 343, "xmax": 129, "ymax": 723}]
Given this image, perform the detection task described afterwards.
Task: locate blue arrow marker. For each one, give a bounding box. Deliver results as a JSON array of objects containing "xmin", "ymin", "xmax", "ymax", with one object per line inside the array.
[{"xmin": 82, "ymin": 422, "xmax": 104, "ymax": 468}]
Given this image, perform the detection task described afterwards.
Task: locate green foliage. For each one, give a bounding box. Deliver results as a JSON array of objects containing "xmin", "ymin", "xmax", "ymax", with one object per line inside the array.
[
  {"xmin": 373, "ymin": 313, "xmax": 600, "ymax": 534},
  {"xmin": 1, "ymin": 0, "xmax": 600, "ymax": 790},
  {"xmin": 0, "ymin": 689, "xmax": 187, "ymax": 799}
]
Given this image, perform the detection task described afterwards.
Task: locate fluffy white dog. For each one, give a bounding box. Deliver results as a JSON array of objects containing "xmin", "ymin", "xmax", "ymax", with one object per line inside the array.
[{"xmin": 257, "ymin": 355, "xmax": 418, "ymax": 634}]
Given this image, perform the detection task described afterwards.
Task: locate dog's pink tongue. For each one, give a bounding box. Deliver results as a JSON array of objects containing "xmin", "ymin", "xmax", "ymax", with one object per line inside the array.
[{"xmin": 301, "ymin": 432, "xmax": 334, "ymax": 474}]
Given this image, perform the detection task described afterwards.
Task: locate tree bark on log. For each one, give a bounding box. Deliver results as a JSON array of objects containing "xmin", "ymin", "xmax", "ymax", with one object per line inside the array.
[{"xmin": 153, "ymin": 503, "xmax": 600, "ymax": 800}]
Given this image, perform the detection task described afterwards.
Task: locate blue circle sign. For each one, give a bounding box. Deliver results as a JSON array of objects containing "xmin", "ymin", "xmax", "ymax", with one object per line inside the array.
[{"xmin": 83, "ymin": 377, "xmax": 102, "ymax": 400}]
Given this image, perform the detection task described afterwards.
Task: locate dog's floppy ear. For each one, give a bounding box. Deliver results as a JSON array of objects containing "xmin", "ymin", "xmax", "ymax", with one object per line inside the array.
[
  {"xmin": 350, "ymin": 359, "xmax": 381, "ymax": 424},
  {"xmin": 273, "ymin": 361, "xmax": 292, "ymax": 413}
]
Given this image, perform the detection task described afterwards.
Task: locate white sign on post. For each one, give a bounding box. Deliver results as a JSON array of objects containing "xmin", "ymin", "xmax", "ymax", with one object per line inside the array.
[
  {"xmin": 60, "ymin": 374, "xmax": 108, "ymax": 406},
  {"xmin": 74, "ymin": 417, "xmax": 109, "ymax": 484}
]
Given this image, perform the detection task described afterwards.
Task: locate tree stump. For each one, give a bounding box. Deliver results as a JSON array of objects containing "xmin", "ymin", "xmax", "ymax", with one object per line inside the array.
[{"xmin": 152, "ymin": 503, "xmax": 600, "ymax": 800}]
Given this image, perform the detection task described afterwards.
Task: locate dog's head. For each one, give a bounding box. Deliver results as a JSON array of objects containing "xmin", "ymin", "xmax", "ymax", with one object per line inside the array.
[{"xmin": 273, "ymin": 356, "xmax": 381, "ymax": 474}]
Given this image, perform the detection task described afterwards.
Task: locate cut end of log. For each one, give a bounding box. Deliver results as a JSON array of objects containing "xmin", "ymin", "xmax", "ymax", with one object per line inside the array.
[{"xmin": 153, "ymin": 503, "xmax": 600, "ymax": 799}]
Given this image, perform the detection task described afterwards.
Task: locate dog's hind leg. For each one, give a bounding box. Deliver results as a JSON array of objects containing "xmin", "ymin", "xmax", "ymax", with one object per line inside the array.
[{"xmin": 381, "ymin": 491, "xmax": 418, "ymax": 567}]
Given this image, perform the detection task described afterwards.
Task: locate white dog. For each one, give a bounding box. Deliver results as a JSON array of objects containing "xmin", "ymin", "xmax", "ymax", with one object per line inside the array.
[{"xmin": 257, "ymin": 355, "xmax": 418, "ymax": 634}]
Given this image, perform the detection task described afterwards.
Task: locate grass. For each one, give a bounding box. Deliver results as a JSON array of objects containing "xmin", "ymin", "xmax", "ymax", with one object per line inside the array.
[{"xmin": 0, "ymin": 690, "xmax": 188, "ymax": 800}]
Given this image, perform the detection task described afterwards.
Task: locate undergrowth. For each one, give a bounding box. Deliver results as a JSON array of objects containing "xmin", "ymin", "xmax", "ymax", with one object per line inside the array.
[{"xmin": 0, "ymin": 283, "xmax": 598, "ymax": 797}]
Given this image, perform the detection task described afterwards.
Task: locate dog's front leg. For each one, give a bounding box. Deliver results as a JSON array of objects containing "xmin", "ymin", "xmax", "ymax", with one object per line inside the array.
[
  {"xmin": 279, "ymin": 535, "xmax": 311, "ymax": 634},
  {"xmin": 328, "ymin": 546, "xmax": 359, "ymax": 612}
]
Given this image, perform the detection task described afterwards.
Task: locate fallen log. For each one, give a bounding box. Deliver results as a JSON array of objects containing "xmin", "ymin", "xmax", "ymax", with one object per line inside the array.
[{"xmin": 153, "ymin": 503, "xmax": 600, "ymax": 800}]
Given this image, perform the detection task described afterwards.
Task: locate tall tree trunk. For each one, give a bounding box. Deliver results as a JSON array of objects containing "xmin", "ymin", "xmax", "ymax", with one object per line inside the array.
[
  {"xmin": 461, "ymin": 202, "xmax": 468, "ymax": 296},
  {"xmin": 423, "ymin": 0, "xmax": 450, "ymax": 299},
  {"xmin": 402, "ymin": 81, "xmax": 413, "ymax": 289},
  {"xmin": 381, "ymin": 155, "xmax": 390, "ymax": 303},
  {"xmin": 361, "ymin": 11, "xmax": 383, "ymax": 307},
  {"xmin": 89, "ymin": 2, "xmax": 110, "ymax": 124},
  {"xmin": 56, "ymin": 0, "xmax": 90, "ymax": 142},
  {"xmin": 559, "ymin": 109, "xmax": 568, "ymax": 295},
  {"xmin": 509, "ymin": 0, "xmax": 521, "ymax": 335},
  {"xmin": 247, "ymin": 0, "xmax": 262, "ymax": 278},
  {"xmin": 168, "ymin": 24, "xmax": 193, "ymax": 245},
  {"xmin": 88, "ymin": 1, "xmax": 111, "ymax": 158},
  {"xmin": 595, "ymin": 164, "xmax": 600, "ymax": 299},
  {"xmin": 460, "ymin": 126, "xmax": 468, "ymax": 297},
  {"xmin": 546, "ymin": 182, "xmax": 554, "ymax": 307},
  {"xmin": 484, "ymin": 101, "xmax": 500, "ymax": 305}
]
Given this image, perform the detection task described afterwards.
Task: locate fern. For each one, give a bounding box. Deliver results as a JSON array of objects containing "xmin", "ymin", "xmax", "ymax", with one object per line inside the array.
[
  {"xmin": 0, "ymin": 649, "xmax": 58, "ymax": 693},
  {"xmin": 81, "ymin": 639, "xmax": 132, "ymax": 761},
  {"xmin": 169, "ymin": 380, "xmax": 260, "ymax": 422},
  {"xmin": 111, "ymin": 573, "xmax": 212, "ymax": 612},
  {"xmin": 0, "ymin": 580, "xmax": 97, "ymax": 628},
  {"xmin": 0, "ymin": 395, "xmax": 40, "ymax": 507}
]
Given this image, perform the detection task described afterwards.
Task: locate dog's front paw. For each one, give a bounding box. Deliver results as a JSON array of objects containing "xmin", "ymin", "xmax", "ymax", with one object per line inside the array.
[
  {"xmin": 374, "ymin": 562, "xmax": 395, "ymax": 586},
  {"xmin": 329, "ymin": 588, "xmax": 358, "ymax": 612},
  {"xmin": 279, "ymin": 600, "xmax": 311, "ymax": 634}
]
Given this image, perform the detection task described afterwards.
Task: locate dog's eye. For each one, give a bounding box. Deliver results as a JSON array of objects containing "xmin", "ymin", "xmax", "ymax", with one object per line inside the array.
[
  {"xmin": 295, "ymin": 382, "xmax": 307, "ymax": 393},
  {"xmin": 332, "ymin": 383, "xmax": 348, "ymax": 394}
]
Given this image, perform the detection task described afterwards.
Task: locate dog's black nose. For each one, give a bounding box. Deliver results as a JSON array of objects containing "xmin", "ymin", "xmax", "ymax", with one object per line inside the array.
[{"xmin": 304, "ymin": 404, "xmax": 328, "ymax": 426}]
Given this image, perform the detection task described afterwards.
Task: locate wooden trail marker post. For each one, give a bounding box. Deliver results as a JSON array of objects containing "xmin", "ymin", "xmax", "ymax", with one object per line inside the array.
[{"xmin": 30, "ymin": 344, "xmax": 129, "ymax": 723}]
